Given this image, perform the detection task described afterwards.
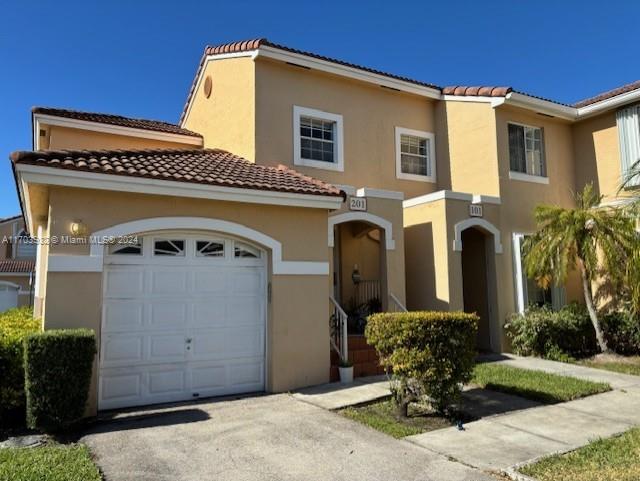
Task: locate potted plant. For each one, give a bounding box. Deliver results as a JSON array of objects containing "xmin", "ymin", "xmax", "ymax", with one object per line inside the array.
[{"xmin": 338, "ymin": 358, "xmax": 353, "ymax": 384}]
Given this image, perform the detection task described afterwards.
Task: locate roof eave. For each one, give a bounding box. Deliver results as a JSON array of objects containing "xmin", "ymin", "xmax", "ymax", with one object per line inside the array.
[
  {"xmin": 576, "ymin": 88, "xmax": 640, "ymax": 119},
  {"xmin": 14, "ymin": 163, "xmax": 344, "ymax": 212},
  {"xmin": 503, "ymin": 92, "xmax": 577, "ymax": 120}
]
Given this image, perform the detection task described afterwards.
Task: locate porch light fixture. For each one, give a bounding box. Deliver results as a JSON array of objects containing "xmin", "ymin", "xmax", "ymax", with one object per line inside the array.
[
  {"xmin": 351, "ymin": 264, "xmax": 362, "ymax": 285},
  {"xmin": 70, "ymin": 221, "xmax": 88, "ymax": 236}
]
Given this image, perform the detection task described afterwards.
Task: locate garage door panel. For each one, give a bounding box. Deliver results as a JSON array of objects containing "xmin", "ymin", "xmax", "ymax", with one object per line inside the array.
[
  {"xmin": 100, "ymin": 371, "xmax": 142, "ymax": 404},
  {"xmin": 103, "ymin": 301, "xmax": 144, "ymax": 332},
  {"xmin": 231, "ymin": 271, "xmax": 263, "ymax": 294},
  {"xmin": 105, "ymin": 269, "xmax": 144, "ymax": 297},
  {"xmin": 193, "ymin": 270, "xmax": 227, "ymax": 293},
  {"xmin": 149, "ymin": 334, "xmax": 187, "ymax": 362},
  {"xmin": 191, "ymin": 300, "xmax": 227, "ymax": 327},
  {"xmin": 148, "ymin": 369, "xmax": 186, "ymax": 395},
  {"xmin": 190, "ymin": 365, "xmax": 226, "ymax": 391},
  {"xmin": 228, "ymin": 298, "xmax": 263, "ymax": 326},
  {"xmin": 229, "ymin": 361, "xmax": 264, "ymax": 387},
  {"xmin": 149, "ymin": 302, "xmax": 188, "ymax": 329},
  {"xmin": 102, "ymin": 335, "xmax": 144, "ymax": 365},
  {"xmin": 150, "ymin": 270, "xmax": 188, "ymax": 294},
  {"xmin": 190, "ymin": 326, "xmax": 263, "ymax": 361}
]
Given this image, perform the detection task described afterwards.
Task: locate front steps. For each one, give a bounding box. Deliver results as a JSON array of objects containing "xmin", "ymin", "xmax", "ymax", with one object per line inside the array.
[{"xmin": 330, "ymin": 335, "xmax": 386, "ymax": 382}]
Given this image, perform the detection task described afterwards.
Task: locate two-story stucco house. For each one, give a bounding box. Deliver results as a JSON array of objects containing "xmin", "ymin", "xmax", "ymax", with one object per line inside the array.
[
  {"xmin": 0, "ymin": 214, "xmax": 35, "ymax": 311},
  {"xmin": 9, "ymin": 38, "xmax": 639, "ymax": 413}
]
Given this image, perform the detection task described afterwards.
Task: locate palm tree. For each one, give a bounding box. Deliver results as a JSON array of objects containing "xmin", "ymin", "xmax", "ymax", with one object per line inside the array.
[{"xmin": 522, "ymin": 183, "xmax": 636, "ymax": 352}]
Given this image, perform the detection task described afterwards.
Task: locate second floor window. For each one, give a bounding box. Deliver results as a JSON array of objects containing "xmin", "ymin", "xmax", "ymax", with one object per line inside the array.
[
  {"xmin": 508, "ymin": 123, "xmax": 547, "ymax": 178},
  {"xmin": 300, "ymin": 117, "xmax": 335, "ymax": 163},
  {"xmin": 293, "ymin": 106, "xmax": 344, "ymax": 172},
  {"xmin": 395, "ymin": 127, "xmax": 436, "ymax": 182}
]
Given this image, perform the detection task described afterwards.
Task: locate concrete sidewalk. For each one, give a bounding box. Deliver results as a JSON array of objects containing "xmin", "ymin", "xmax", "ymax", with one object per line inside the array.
[{"xmin": 407, "ymin": 354, "xmax": 640, "ymax": 471}]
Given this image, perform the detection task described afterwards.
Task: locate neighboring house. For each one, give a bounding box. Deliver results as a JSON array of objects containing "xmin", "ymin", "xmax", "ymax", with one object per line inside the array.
[
  {"xmin": 9, "ymin": 38, "xmax": 639, "ymax": 413},
  {"xmin": 0, "ymin": 215, "xmax": 35, "ymax": 312}
]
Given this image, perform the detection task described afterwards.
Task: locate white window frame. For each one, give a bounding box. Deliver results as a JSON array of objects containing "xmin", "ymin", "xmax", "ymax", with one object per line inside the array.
[
  {"xmin": 395, "ymin": 127, "xmax": 436, "ymax": 183},
  {"xmin": 507, "ymin": 121, "xmax": 548, "ymax": 183},
  {"xmin": 293, "ymin": 106, "xmax": 344, "ymax": 172},
  {"xmin": 512, "ymin": 233, "xmax": 565, "ymax": 313}
]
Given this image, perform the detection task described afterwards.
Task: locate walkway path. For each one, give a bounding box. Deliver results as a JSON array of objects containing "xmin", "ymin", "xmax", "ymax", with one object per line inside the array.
[{"xmin": 407, "ymin": 354, "xmax": 640, "ymax": 471}]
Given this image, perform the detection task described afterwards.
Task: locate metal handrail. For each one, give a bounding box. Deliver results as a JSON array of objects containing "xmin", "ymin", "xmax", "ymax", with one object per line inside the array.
[{"xmin": 329, "ymin": 295, "xmax": 349, "ymax": 362}]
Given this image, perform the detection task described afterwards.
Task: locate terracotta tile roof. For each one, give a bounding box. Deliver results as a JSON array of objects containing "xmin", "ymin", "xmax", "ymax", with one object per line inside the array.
[
  {"xmin": 11, "ymin": 148, "xmax": 344, "ymax": 198},
  {"xmin": 0, "ymin": 259, "xmax": 34, "ymax": 273},
  {"xmin": 33, "ymin": 107, "xmax": 203, "ymax": 138},
  {"xmin": 180, "ymin": 38, "xmax": 441, "ymax": 124},
  {"xmin": 574, "ymin": 80, "xmax": 640, "ymax": 108},
  {"xmin": 442, "ymin": 86, "xmax": 512, "ymax": 97}
]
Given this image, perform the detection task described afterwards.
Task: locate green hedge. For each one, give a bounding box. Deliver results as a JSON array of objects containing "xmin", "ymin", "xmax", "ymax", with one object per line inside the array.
[
  {"xmin": 505, "ymin": 304, "xmax": 598, "ymax": 360},
  {"xmin": 506, "ymin": 303, "xmax": 640, "ymax": 360},
  {"xmin": 365, "ymin": 311, "xmax": 478, "ymax": 414},
  {"xmin": 24, "ymin": 329, "xmax": 96, "ymax": 431},
  {"xmin": 0, "ymin": 307, "xmax": 40, "ymax": 426}
]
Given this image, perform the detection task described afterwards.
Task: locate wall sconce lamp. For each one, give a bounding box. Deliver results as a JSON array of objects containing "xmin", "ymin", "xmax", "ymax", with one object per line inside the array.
[
  {"xmin": 351, "ymin": 264, "xmax": 362, "ymax": 285},
  {"xmin": 70, "ymin": 221, "xmax": 88, "ymax": 236}
]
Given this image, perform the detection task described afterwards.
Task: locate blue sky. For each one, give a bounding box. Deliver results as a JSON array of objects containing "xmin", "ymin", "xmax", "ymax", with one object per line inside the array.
[{"xmin": 1, "ymin": 0, "xmax": 637, "ymax": 218}]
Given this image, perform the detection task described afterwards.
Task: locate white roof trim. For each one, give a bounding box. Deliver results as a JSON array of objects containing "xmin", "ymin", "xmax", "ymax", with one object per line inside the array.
[
  {"xmin": 403, "ymin": 190, "xmax": 501, "ymax": 208},
  {"xmin": 257, "ymin": 47, "xmax": 441, "ymax": 100},
  {"xmin": 576, "ymin": 88, "xmax": 640, "ymax": 119},
  {"xmin": 503, "ymin": 92, "xmax": 576, "ymax": 121},
  {"xmin": 15, "ymin": 164, "xmax": 344, "ymax": 212},
  {"xmin": 34, "ymin": 113, "xmax": 203, "ymax": 150}
]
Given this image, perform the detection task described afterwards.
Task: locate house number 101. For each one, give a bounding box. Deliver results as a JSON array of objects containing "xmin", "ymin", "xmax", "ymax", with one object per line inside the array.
[{"xmin": 349, "ymin": 197, "xmax": 367, "ymax": 211}]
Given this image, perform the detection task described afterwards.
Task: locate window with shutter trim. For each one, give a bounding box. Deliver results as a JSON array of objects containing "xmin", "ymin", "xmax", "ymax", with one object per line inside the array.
[{"xmin": 508, "ymin": 123, "xmax": 546, "ymax": 177}]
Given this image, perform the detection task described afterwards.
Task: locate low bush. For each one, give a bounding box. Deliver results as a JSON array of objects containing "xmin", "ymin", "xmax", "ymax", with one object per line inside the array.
[
  {"xmin": 0, "ymin": 307, "xmax": 40, "ymax": 426},
  {"xmin": 505, "ymin": 303, "xmax": 598, "ymax": 360},
  {"xmin": 601, "ymin": 312, "xmax": 640, "ymax": 355},
  {"xmin": 24, "ymin": 329, "xmax": 96, "ymax": 432},
  {"xmin": 365, "ymin": 311, "xmax": 477, "ymax": 415},
  {"xmin": 506, "ymin": 303, "xmax": 640, "ymax": 360}
]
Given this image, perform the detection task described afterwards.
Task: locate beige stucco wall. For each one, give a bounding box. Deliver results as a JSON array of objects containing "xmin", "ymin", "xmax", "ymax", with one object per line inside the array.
[
  {"xmin": 443, "ymin": 101, "xmax": 500, "ymax": 197},
  {"xmin": 572, "ymin": 111, "xmax": 624, "ymax": 203},
  {"xmin": 182, "ymin": 57, "xmax": 256, "ymax": 161},
  {"xmin": 254, "ymin": 58, "xmax": 439, "ymax": 199},
  {"xmin": 40, "ymin": 186, "xmax": 334, "ymax": 414},
  {"xmin": 44, "ymin": 125, "xmax": 196, "ymax": 151}
]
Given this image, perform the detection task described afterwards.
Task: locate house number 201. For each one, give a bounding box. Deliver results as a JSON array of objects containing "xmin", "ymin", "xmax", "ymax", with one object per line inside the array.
[{"xmin": 349, "ymin": 197, "xmax": 367, "ymax": 211}]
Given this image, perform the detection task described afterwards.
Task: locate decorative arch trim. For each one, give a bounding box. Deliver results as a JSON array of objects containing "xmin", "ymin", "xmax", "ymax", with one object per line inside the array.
[
  {"xmin": 48, "ymin": 217, "xmax": 328, "ymax": 275},
  {"xmin": 453, "ymin": 218, "xmax": 503, "ymax": 254},
  {"xmin": 328, "ymin": 212, "xmax": 395, "ymax": 250}
]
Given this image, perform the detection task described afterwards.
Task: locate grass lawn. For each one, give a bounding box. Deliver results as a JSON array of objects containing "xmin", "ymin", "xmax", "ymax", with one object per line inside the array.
[
  {"xmin": 339, "ymin": 399, "xmax": 457, "ymax": 438},
  {"xmin": 0, "ymin": 443, "xmax": 101, "ymax": 481},
  {"xmin": 578, "ymin": 355, "xmax": 640, "ymax": 377},
  {"xmin": 520, "ymin": 427, "xmax": 640, "ymax": 481},
  {"xmin": 472, "ymin": 363, "xmax": 610, "ymax": 403}
]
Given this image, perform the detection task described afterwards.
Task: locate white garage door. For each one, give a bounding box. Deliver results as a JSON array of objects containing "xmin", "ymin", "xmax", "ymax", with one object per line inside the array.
[
  {"xmin": 0, "ymin": 283, "xmax": 19, "ymax": 313},
  {"xmin": 99, "ymin": 234, "xmax": 266, "ymax": 410}
]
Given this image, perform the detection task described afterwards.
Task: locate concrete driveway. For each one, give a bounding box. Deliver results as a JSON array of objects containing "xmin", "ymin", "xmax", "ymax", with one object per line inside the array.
[{"xmin": 81, "ymin": 394, "xmax": 494, "ymax": 481}]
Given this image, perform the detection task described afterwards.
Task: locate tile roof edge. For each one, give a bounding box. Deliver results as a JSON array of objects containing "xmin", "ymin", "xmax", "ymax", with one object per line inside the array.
[{"xmin": 33, "ymin": 106, "xmax": 203, "ymax": 138}]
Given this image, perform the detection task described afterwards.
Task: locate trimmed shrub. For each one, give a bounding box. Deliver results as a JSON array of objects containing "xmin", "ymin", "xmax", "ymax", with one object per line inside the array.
[
  {"xmin": 24, "ymin": 329, "xmax": 96, "ymax": 431},
  {"xmin": 602, "ymin": 311, "xmax": 640, "ymax": 355},
  {"xmin": 365, "ymin": 311, "xmax": 478, "ymax": 414},
  {"xmin": 505, "ymin": 303, "xmax": 598, "ymax": 360},
  {"xmin": 0, "ymin": 307, "xmax": 40, "ymax": 426}
]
